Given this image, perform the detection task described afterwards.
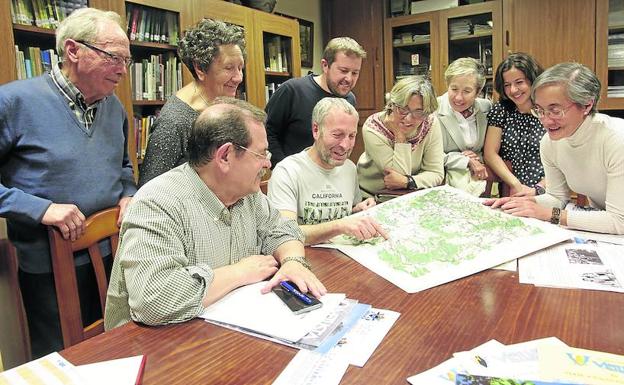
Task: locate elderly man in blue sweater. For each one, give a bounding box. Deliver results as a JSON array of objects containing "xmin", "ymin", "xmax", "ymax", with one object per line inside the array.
[{"xmin": 0, "ymin": 8, "xmax": 136, "ymax": 357}]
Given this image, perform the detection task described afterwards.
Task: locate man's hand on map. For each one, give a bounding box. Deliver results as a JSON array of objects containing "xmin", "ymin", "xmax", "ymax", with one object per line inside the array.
[
  {"xmin": 483, "ymin": 196, "xmax": 551, "ymax": 221},
  {"xmin": 338, "ymin": 216, "xmax": 390, "ymax": 241}
]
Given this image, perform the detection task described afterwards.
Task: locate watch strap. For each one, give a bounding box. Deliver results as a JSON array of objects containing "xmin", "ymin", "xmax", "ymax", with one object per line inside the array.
[{"xmin": 550, "ymin": 207, "xmax": 561, "ymax": 224}]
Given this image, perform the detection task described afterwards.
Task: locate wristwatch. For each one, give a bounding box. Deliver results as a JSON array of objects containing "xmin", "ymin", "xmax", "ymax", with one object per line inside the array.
[
  {"xmin": 281, "ymin": 256, "xmax": 311, "ymax": 270},
  {"xmin": 406, "ymin": 175, "xmax": 417, "ymax": 190},
  {"xmin": 550, "ymin": 207, "xmax": 561, "ymax": 225},
  {"xmin": 534, "ymin": 184, "xmax": 546, "ymax": 195}
]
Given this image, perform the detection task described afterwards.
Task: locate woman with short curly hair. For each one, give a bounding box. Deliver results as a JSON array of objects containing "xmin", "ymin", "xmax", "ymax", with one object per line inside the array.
[{"xmin": 139, "ymin": 18, "xmax": 246, "ymax": 186}]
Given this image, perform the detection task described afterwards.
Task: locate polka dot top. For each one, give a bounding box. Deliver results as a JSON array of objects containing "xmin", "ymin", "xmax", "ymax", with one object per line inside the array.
[{"xmin": 487, "ymin": 102, "xmax": 546, "ymax": 187}]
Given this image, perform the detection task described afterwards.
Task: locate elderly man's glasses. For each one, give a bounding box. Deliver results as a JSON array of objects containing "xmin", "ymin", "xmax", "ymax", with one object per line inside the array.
[
  {"xmin": 77, "ymin": 40, "xmax": 133, "ymax": 67},
  {"xmin": 234, "ymin": 144, "xmax": 272, "ymax": 162},
  {"xmin": 531, "ymin": 104, "xmax": 575, "ymax": 120},
  {"xmin": 394, "ymin": 104, "xmax": 428, "ymax": 120}
]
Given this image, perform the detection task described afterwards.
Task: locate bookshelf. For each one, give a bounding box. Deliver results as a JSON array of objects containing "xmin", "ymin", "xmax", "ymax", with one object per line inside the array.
[
  {"xmin": 253, "ymin": 11, "xmax": 301, "ymax": 108},
  {"xmin": 597, "ymin": 0, "xmax": 624, "ymax": 111},
  {"xmin": 124, "ymin": 2, "xmax": 183, "ymax": 164}
]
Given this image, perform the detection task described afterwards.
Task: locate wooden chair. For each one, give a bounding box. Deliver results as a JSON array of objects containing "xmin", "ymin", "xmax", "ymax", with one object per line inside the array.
[
  {"xmin": 0, "ymin": 239, "xmax": 31, "ymax": 368},
  {"xmin": 483, "ymin": 161, "xmax": 513, "ymax": 198},
  {"xmin": 47, "ymin": 207, "xmax": 120, "ymax": 349}
]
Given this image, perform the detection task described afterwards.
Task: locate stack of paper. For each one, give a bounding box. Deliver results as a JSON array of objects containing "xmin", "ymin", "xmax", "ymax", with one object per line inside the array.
[
  {"xmin": 519, "ymin": 237, "xmax": 624, "ymax": 293},
  {"xmin": 408, "ymin": 337, "xmax": 624, "ymax": 384},
  {"xmin": 0, "ymin": 352, "xmax": 145, "ymax": 385},
  {"xmin": 272, "ymin": 308, "xmax": 400, "ymax": 385}
]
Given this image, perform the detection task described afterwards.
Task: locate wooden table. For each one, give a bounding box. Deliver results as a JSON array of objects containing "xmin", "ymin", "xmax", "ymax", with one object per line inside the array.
[{"xmin": 61, "ymin": 247, "xmax": 624, "ymax": 384}]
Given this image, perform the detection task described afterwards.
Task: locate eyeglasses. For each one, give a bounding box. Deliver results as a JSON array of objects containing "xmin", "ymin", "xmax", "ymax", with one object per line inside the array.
[
  {"xmin": 234, "ymin": 144, "xmax": 272, "ymax": 162},
  {"xmin": 76, "ymin": 40, "xmax": 133, "ymax": 68},
  {"xmin": 531, "ymin": 104, "xmax": 576, "ymax": 120},
  {"xmin": 394, "ymin": 105, "xmax": 429, "ymax": 120}
]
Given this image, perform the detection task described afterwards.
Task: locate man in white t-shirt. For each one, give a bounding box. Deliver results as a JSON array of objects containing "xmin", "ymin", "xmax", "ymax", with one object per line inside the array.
[{"xmin": 268, "ymin": 97, "xmax": 388, "ymax": 245}]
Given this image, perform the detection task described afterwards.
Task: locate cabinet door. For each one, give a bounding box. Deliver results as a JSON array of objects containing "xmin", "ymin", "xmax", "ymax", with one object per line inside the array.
[
  {"xmin": 385, "ymin": 12, "xmax": 440, "ymax": 94},
  {"xmin": 439, "ymin": 1, "xmax": 502, "ymax": 100},
  {"xmin": 322, "ymin": 0, "xmax": 385, "ymax": 163},
  {"xmin": 597, "ymin": 0, "xmax": 624, "ymax": 110},
  {"xmin": 252, "ymin": 11, "xmax": 301, "ymax": 109},
  {"xmin": 503, "ymin": 0, "xmax": 595, "ymax": 70}
]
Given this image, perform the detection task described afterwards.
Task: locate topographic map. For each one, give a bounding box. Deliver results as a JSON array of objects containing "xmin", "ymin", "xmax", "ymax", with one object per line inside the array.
[{"xmin": 321, "ymin": 186, "xmax": 572, "ymax": 293}]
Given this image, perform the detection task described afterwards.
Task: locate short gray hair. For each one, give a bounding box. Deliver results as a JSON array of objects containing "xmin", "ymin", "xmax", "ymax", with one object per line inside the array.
[
  {"xmin": 531, "ymin": 62, "xmax": 601, "ymax": 114},
  {"xmin": 322, "ymin": 37, "xmax": 367, "ymax": 66},
  {"xmin": 56, "ymin": 8, "xmax": 124, "ymax": 57},
  {"xmin": 178, "ymin": 18, "xmax": 246, "ymax": 79},
  {"xmin": 444, "ymin": 57, "xmax": 486, "ymax": 91},
  {"xmin": 312, "ymin": 97, "xmax": 359, "ymax": 133},
  {"xmin": 385, "ymin": 75, "xmax": 438, "ymax": 115},
  {"xmin": 188, "ymin": 97, "xmax": 266, "ymax": 167}
]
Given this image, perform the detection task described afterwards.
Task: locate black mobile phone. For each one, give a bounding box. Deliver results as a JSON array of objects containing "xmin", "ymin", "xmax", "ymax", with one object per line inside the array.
[{"xmin": 272, "ymin": 282, "xmax": 322, "ymax": 315}]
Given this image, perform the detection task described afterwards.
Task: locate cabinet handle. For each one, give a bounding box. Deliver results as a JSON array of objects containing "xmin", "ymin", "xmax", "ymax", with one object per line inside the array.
[{"xmin": 505, "ymin": 30, "xmax": 509, "ymax": 47}]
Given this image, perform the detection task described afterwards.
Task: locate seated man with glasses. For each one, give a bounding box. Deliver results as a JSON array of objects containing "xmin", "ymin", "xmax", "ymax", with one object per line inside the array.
[
  {"xmin": 0, "ymin": 8, "xmax": 136, "ymax": 357},
  {"xmin": 267, "ymin": 98, "xmax": 388, "ymax": 245},
  {"xmin": 486, "ymin": 63, "xmax": 624, "ymax": 235},
  {"xmin": 357, "ymin": 76, "xmax": 444, "ymax": 202},
  {"xmin": 105, "ymin": 97, "xmax": 326, "ymax": 329}
]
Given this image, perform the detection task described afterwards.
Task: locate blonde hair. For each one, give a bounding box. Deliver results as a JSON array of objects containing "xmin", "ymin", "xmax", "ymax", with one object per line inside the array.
[
  {"xmin": 56, "ymin": 8, "xmax": 124, "ymax": 58},
  {"xmin": 444, "ymin": 57, "xmax": 486, "ymax": 91},
  {"xmin": 385, "ymin": 76, "xmax": 438, "ymax": 114},
  {"xmin": 322, "ymin": 37, "xmax": 367, "ymax": 66}
]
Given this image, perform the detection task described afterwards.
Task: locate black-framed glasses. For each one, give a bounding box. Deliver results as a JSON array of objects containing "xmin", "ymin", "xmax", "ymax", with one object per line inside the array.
[
  {"xmin": 531, "ymin": 104, "xmax": 576, "ymax": 120},
  {"xmin": 234, "ymin": 144, "xmax": 272, "ymax": 162},
  {"xmin": 394, "ymin": 104, "xmax": 429, "ymax": 120},
  {"xmin": 76, "ymin": 40, "xmax": 133, "ymax": 67}
]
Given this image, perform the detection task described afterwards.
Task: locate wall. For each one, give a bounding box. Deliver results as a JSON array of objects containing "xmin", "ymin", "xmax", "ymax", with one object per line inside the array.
[{"xmin": 273, "ymin": 0, "xmax": 323, "ymax": 75}]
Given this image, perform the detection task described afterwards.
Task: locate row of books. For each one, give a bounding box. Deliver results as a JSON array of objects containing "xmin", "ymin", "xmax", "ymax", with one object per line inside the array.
[
  {"xmin": 129, "ymin": 54, "xmax": 182, "ymax": 101},
  {"xmin": 126, "ymin": 3, "xmax": 179, "ymax": 45},
  {"xmin": 133, "ymin": 114, "xmax": 158, "ymax": 160},
  {"xmin": 265, "ymin": 82, "xmax": 283, "ymax": 103},
  {"xmin": 264, "ymin": 35, "xmax": 290, "ymax": 73},
  {"xmin": 14, "ymin": 45, "xmax": 59, "ymax": 80},
  {"xmin": 10, "ymin": 0, "xmax": 86, "ymax": 29}
]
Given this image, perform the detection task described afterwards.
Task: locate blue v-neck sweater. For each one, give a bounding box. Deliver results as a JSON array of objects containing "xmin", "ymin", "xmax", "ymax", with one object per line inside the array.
[{"xmin": 0, "ymin": 75, "xmax": 137, "ymax": 273}]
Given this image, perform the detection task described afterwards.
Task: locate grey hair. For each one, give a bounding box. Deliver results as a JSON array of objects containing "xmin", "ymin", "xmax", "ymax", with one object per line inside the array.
[
  {"xmin": 444, "ymin": 57, "xmax": 486, "ymax": 91},
  {"xmin": 178, "ymin": 18, "xmax": 246, "ymax": 79},
  {"xmin": 385, "ymin": 75, "xmax": 438, "ymax": 115},
  {"xmin": 312, "ymin": 97, "xmax": 359, "ymax": 133},
  {"xmin": 531, "ymin": 62, "xmax": 601, "ymax": 114},
  {"xmin": 56, "ymin": 8, "xmax": 124, "ymax": 57},
  {"xmin": 188, "ymin": 97, "xmax": 266, "ymax": 167},
  {"xmin": 322, "ymin": 37, "xmax": 367, "ymax": 66}
]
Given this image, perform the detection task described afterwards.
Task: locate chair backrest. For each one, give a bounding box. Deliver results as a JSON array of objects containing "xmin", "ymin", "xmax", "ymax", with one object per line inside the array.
[
  {"xmin": 483, "ymin": 161, "xmax": 512, "ymax": 198},
  {"xmin": 47, "ymin": 207, "xmax": 120, "ymax": 348}
]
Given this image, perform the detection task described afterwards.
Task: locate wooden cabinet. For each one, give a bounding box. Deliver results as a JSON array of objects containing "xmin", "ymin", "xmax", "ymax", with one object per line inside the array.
[
  {"xmin": 385, "ymin": 11, "xmax": 440, "ymax": 92},
  {"xmin": 252, "ymin": 10, "xmax": 301, "ymax": 108},
  {"xmin": 439, "ymin": 1, "xmax": 502, "ymax": 99},
  {"xmin": 385, "ymin": 1, "xmax": 501, "ymax": 99},
  {"xmin": 596, "ymin": 0, "xmax": 624, "ymax": 110},
  {"xmin": 322, "ymin": 0, "xmax": 386, "ymax": 163},
  {"xmin": 502, "ymin": 0, "xmax": 595, "ymax": 70}
]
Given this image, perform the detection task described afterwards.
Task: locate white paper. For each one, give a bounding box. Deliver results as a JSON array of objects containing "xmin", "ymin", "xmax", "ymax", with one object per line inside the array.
[
  {"xmin": 0, "ymin": 352, "xmax": 88, "ymax": 385},
  {"xmin": 519, "ymin": 240, "xmax": 624, "ymax": 293},
  {"xmin": 317, "ymin": 186, "xmax": 571, "ymax": 293},
  {"xmin": 199, "ymin": 281, "xmax": 345, "ymax": 343},
  {"xmin": 76, "ymin": 355, "xmax": 144, "ymax": 385},
  {"xmin": 454, "ymin": 337, "xmax": 567, "ymax": 379},
  {"xmin": 271, "ymin": 349, "xmax": 349, "ymax": 385},
  {"xmin": 328, "ymin": 308, "xmax": 400, "ymax": 367}
]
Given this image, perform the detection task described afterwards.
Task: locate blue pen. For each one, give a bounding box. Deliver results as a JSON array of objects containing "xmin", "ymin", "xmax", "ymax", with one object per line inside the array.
[{"xmin": 280, "ymin": 281, "xmax": 312, "ymax": 305}]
